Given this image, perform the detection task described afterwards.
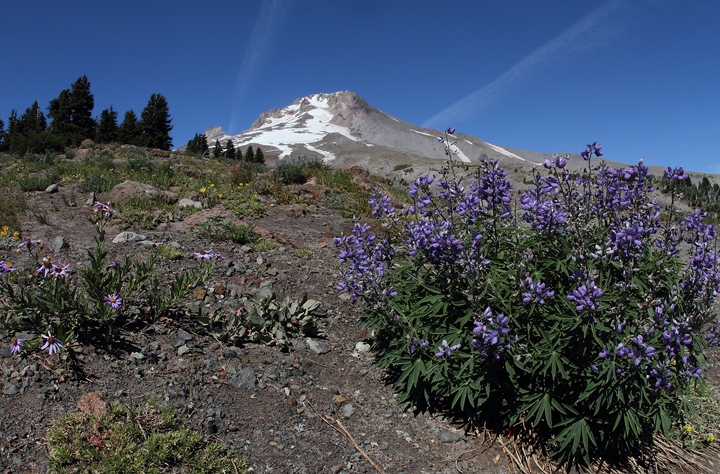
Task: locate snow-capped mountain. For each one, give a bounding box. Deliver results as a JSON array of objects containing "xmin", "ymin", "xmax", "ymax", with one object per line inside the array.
[{"xmin": 203, "ymin": 91, "xmax": 599, "ymax": 176}]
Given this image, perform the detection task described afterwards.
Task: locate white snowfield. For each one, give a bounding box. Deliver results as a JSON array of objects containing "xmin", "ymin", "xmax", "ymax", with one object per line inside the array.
[
  {"xmin": 227, "ymin": 94, "xmax": 367, "ymax": 161},
  {"xmin": 485, "ymin": 142, "xmax": 539, "ymax": 165}
]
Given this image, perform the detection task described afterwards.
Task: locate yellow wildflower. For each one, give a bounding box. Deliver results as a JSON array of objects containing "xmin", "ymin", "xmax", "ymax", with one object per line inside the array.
[
  {"xmin": 200, "ymin": 187, "xmax": 207, "ymax": 193},
  {"xmin": 708, "ymin": 434, "xmax": 715, "ymax": 442},
  {"xmin": 684, "ymin": 425, "xmax": 692, "ymax": 433},
  {"xmin": 210, "ymin": 184, "xmax": 214, "ymax": 187},
  {"xmin": 218, "ymin": 194, "xmax": 223, "ymax": 198},
  {"xmin": 1, "ymin": 226, "xmax": 8, "ymax": 237}
]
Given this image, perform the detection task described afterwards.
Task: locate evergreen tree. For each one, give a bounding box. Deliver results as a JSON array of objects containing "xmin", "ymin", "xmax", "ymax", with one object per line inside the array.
[
  {"xmin": 225, "ymin": 140, "xmax": 236, "ymax": 160},
  {"xmin": 69, "ymin": 75, "xmax": 95, "ymax": 142},
  {"xmin": 139, "ymin": 93, "xmax": 173, "ymax": 150},
  {"xmin": 118, "ymin": 110, "xmax": 143, "ymax": 146},
  {"xmin": 213, "ymin": 140, "xmax": 223, "ymax": 158},
  {"xmin": 19, "ymin": 101, "xmax": 47, "ymax": 134},
  {"xmin": 0, "ymin": 117, "xmax": 5, "ymax": 151},
  {"xmin": 7, "ymin": 102, "xmax": 62, "ymax": 155},
  {"xmin": 186, "ymin": 133, "xmax": 209, "ymax": 156},
  {"xmin": 244, "ymin": 145, "xmax": 254, "ymax": 163},
  {"xmin": 47, "ymin": 75, "xmax": 95, "ymax": 146},
  {"xmin": 47, "ymin": 89, "xmax": 72, "ymax": 143},
  {"xmin": 254, "ymin": 146, "xmax": 265, "ymax": 164},
  {"xmin": 96, "ymin": 106, "xmax": 119, "ymax": 143}
]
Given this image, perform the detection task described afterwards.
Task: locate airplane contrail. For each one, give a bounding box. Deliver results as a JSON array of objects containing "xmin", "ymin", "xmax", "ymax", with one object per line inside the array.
[
  {"xmin": 423, "ymin": 0, "xmax": 633, "ymax": 130},
  {"xmin": 229, "ymin": 0, "xmax": 291, "ymax": 133}
]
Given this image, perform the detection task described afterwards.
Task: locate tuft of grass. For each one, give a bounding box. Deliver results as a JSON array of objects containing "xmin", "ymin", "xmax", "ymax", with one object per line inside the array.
[
  {"xmin": 0, "ymin": 186, "xmax": 27, "ymax": 234},
  {"xmin": 195, "ymin": 216, "xmax": 259, "ymax": 245},
  {"xmin": 155, "ymin": 244, "xmax": 184, "ymax": 260},
  {"xmin": 46, "ymin": 398, "xmax": 247, "ymax": 474},
  {"xmin": 292, "ymin": 248, "xmax": 313, "ymax": 259},
  {"xmin": 249, "ymin": 240, "xmax": 280, "ymax": 252}
]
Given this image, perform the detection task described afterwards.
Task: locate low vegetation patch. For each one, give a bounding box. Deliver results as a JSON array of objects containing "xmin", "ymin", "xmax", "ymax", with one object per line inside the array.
[{"xmin": 47, "ymin": 398, "xmax": 247, "ymax": 474}]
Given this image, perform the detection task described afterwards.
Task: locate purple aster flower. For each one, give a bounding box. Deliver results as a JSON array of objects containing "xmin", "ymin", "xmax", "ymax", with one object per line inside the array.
[
  {"xmin": 10, "ymin": 337, "xmax": 25, "ymax": 355},
  {"xmin": 0, "ymin": 261, "xmax": 18, "ymax": 277},
  {"xmin": 143, "ymin": 240, "xmax": 164, "ymax": 247},
  {"xmin": 93, "ymin": 201, "xmax": 116, "ymax": 217},
  {"xmin": 40, "ymin": 331, "xmax": 63, "ymax": 355},
  {"xmin": 17, "ymin": 237, "xmax": 42, "ymax": 251},
  {"xmin": 36, "ymin": 255, "xmax": 53, "ymax": 277},
  {"xmin": 193, "ymin": 249, "xmax": 225, "ymax": 260},
  {"xmin": 50, "ymin": 261, "xmax": 70, "ymax": 279},
  {"xmin": 104, "ymin": 293, "xmax": 122, "ymax": 309}
]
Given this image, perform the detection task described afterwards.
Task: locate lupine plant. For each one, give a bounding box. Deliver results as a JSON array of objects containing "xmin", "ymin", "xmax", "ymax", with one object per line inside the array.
[
  {"xmin": 334, "ymin": 130, "xmax": 720, "ymax": 465},
  {"xmin": 0, "ymin": 201, "xmax": 215, "ymax": 354}
]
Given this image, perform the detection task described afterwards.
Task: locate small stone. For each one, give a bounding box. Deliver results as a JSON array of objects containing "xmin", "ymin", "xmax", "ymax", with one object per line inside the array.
[
  {"xmin": 340, "ymin": 403, "xmax": 354, "ymax": 418},
  {"xmin": 193, "ymin": 288, "xmax": 207, "ymax": 300},
  {"xmin": 166, "ymin": 241, "xmax": 182, "ymax": 249},
  {"xmin": 177, "ymin": 328, "xmax": 193, "ymax": 341},
  {"xmin": 203, "ymin": 419, "xmax": 218, "ymax": 434},
  {"xmin": 112, "ymin": 232, "xmax": 146, "ymax": 244},
  {"xmin": 266, "ymin": 267, "xmax": 278, "ymax": 276},
  {"xmin": 51, "ymin": 236, "xmax": 68, "ymax": 253},
  {"xmin": 439, "ymin": 429, "xmax": 462, "ymax": 443},
  {"xmin": 171, "ymin": 337, "xmax": 186, "ymax": 348},
  {"xmin": 178, "ymin": 198, "xmax": 202, "ymax": 209},
  {"xmin": 209, "ymin": 343, "xmax": 220, "ymax": 351},
  {"xmin": 177, "ymin": 345, "xmax": 190, "ymax": 356},
  {"xmin": 45, "ymin": 183, "xmax": 59, "ymax": 193},
  {"xmin": 256, "ymin": 256, "xmax": 264, "ymax": 265},
  {"xmin": 338, "ymin": 293, "xmax": 351, "ymax": 301},
  {"xmin": 355, "ymin": 342, "xmax": 371, "ymax": 353},
  {"xmin": 306, "ymin": 337, "xmax": 331, "ymax": 354},
  {"xmin": 4, "ymin": 382, "xmax": 19, "ymax": 396},
  {"xmin": 77, "ymin": 392, "xmax": 107, "ymax": 415},
  {"xmin": 130, "ymin": 352, "xmax": 145, "ymax": 361},
  {"xmin": 228, "ymin": 368, "xmax": 256, "ymax": 390},
  {"xmin": 1, "ymin": 346, "xmax": 12, "ymax": 358},
  {"xmin": 240, "ymin": 245, "xmax": 252, "ymax": 253},
  {"xmin": 213, "ymin": 285, "xmax": 226, "ymax": 295}
]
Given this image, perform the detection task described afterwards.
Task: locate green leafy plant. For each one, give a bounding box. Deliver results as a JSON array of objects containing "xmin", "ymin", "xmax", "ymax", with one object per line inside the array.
[
  {"xmin": 198, "ymin": 293, "xmax": 323, "ymax": 347},
  {"xmin": 47, "ymin": 398, "xmax": 247, "ymax": 473},
  {"xmin": 0, "ymin": 202, "xmax": 213, "ymax": 351}
]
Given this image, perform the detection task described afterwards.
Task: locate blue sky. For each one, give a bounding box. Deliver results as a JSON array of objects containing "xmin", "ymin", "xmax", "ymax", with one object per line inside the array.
[{"xmin": 2, "ymin": 1, "xmax": 719, "ymax": 172}]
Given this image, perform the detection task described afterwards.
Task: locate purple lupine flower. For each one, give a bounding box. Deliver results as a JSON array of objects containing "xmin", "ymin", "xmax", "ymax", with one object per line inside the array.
[
  {"xmin": 471, "ymin": 307, "xmax": 512, "ymax": 359},
  {"xmin": 446, "ymin": 127, "xmax": 456, "ymax": 135},
  {"xmin": 40, "ymin": 331, "xmax": 63, "ymax": 355},
  {"xmin": 664, "ymin": 166, "xmax": 688, "ymax": 181},
  {"xmin": 435, "ymin": 339, "xmax": 461, "ymax": 357},
  {"xmin": 104, "ymin": 293, "xmax": 122, "ymax": 309},
  {"xmin": 10, "ymin": 337, "xmax": 25, "ymax": 355},
  {"xmin": 368, "ymin": 190, "xmax": 395, "ymax": 218},
  {"xmin": 554, "ymin": 156, "xmax": 567, "ymax": 169},
  {"xmin": 407, "ymin": 335, "xmax": 429, "ymax": 354},
  {"xmin": 592, "ymin": 142, "xmax": 603, "ymax": 157},
  {"xmin": 567, "ymin": 279, "xmax": 604, "ymax": 312},
  {"xmin": 438, "ymin": 137, "xmax": 445, "ymax": 143},
  {"xmin": 521, "ymin": 277, "xmax": 554, "ymax": 305}
]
